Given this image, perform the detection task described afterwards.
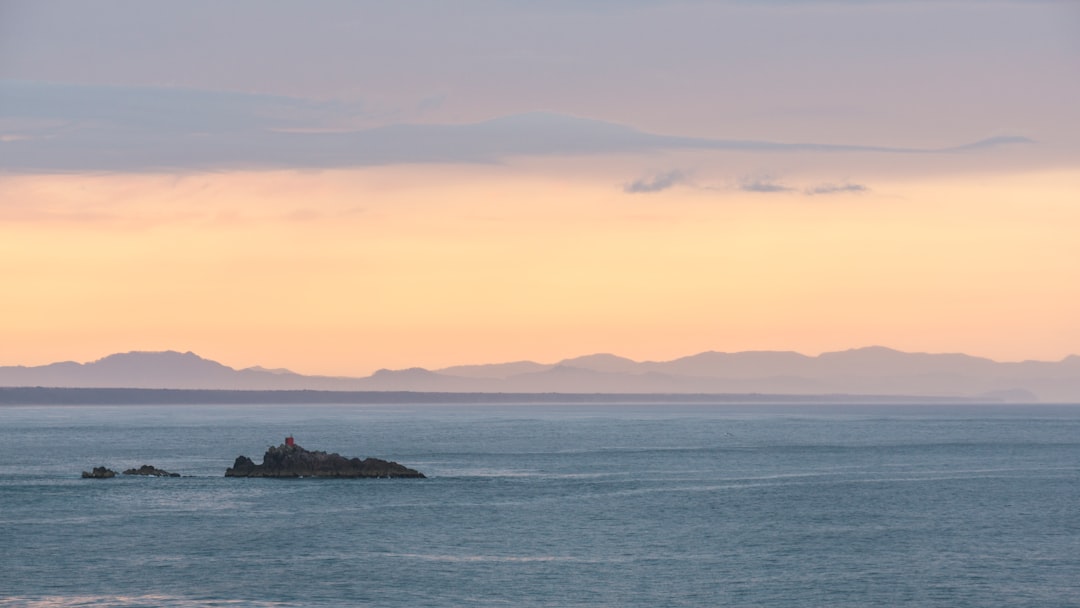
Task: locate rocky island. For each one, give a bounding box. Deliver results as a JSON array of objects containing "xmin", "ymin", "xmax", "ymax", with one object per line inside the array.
[
  {"xmin": 82, "ymin": 465, "xmax": 180, "ymax": 478},
  {"xmin": 123, "ymin": 464, "xmax": 180, "ymax": 477},
  {"xmin": 225, "ymin": 437, "xmax": 425, "ymax": 478}
]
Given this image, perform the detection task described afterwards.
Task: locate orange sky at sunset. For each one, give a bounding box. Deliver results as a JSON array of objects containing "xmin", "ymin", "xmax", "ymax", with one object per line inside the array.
[
  {"xmin": 3, "ymin": 164, "xmax": 1077, "ymax": 376},
  {"xmin": 2, "ymin": 1, "xmax": 1078, "ymax": 375}
]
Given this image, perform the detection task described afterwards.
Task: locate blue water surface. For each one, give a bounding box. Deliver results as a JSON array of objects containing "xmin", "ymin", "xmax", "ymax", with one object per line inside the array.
[{"xmin": 2, "ymin": 402, "xmax": 1079, "ymax": 607}]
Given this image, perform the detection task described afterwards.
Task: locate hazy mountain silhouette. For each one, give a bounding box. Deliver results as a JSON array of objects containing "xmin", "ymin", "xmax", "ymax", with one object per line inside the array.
[
  {"xmin": 556, "ymin": 354, "xmax": 642, "ymax": 374},
  {"xmin": 434, "ymin": 361, "xmax": 549, "ymax": 379},
  {"xmin": 1, "ymin": 347, "xmax": 1077, "ymax": 401}
]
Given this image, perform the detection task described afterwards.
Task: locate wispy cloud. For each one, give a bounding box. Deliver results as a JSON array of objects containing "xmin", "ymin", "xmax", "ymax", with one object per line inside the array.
[
  {"xmin": 415, "ymin": 94, "xmax": 448, "ymax": 115},
  {"xmin": 731, "ymin": 177, "xmax": 871, "ymax": 196},
  {"xmin": 623, "ymin": 170, "xmax": 686, "ymax": 194},
  {"xmin": 943, "ymin": 136, "xmax": 1035, "ymax": 152},
  {"xmin": 0, "ymin": 80, "xmax": 371, "ymax": 134},
  {"xmin": 804, "ymin": 182, "xmax": 868, "ymax": 195},
  {"xmin": 740, "ymin": 176, "xmax": 794, "ymax": 193},
  {"xmin": 0, "ymin": 81, "xmax": 1035, "ymax": 174}
]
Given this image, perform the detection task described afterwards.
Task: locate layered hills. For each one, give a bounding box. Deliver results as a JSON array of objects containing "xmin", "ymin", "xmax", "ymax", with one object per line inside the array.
[{"xmin": 2, "ymin": 347, "xmax": 1079, "ymax": 401}]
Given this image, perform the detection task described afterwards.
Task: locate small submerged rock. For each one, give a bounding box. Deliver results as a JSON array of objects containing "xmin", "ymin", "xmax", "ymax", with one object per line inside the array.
[
  {"xmin": 225, "ymin": 439, "xmax": 425, "ymax": 478},
  {"xmin": 122, "ymin": 464, "xmax": 180, "ymax": 477},
  {"xmin": 81, "ymin": 466, "xmax": 117, "ymax": 479}
]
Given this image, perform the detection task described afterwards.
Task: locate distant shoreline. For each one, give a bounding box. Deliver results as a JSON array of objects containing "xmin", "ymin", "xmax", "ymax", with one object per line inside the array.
[{"xmin": 0, "ymin": 386, "xmax": 1021, "ymax": 406}]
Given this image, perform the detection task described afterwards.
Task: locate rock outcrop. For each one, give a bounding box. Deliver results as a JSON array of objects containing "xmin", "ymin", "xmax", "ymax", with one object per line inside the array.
[
  {"xmin": 224, "ymin": 441, "xmax": 425, "ymax": 478},
  {"xmin": 82, "ymin": 466, "xmax": 117, "ymax": 479},
  {"xmin": 123, "ymin": 464, "xmax": 180, "ymax": 477}
]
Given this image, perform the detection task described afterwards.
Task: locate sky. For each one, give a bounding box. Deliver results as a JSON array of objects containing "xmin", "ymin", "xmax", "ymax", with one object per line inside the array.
[{"xmin": 1, "ymin": 0, "xmax": 1078, "ymax": 375}]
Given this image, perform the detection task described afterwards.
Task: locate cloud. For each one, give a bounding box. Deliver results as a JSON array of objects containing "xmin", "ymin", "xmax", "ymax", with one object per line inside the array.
[
  {"xmin": 0, "ymin": 81, "xmax": 1035, "ymax": 174},
  {"xmin": 740, "ymin": 178, "xmax": 871, "ymax": 196},
  {"xmin": 804, "ymin": 182, "xmax": 868, "ymax": 195},
  {"xmin": 0, "ymin": 80, "xmax": 370, "ymax": 134},
  {"xmin": 639, "ymin": 173, "xmax": 867, "ymax": 197},
  {"xmin": 623, "ymin": 170, "xmax": 686, "ymax": 193},
  {"xmin": 943, "ymin": 136, "xmax": 1035, "ymax": 152},
  {"xmin": 740, "ymin": 177, "xmax": 794, "ymax": 193},
  {"xmin": 415, "ymin": 94, "xmax": 448, "ymax": 115}
]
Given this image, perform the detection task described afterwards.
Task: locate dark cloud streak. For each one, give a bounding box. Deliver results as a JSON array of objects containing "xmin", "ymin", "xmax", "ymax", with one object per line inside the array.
[
  {"xmin": 0, "ymin": 82, "xmax": 1035, "ymax": 174},
  {"xmin": 804, "ymin": 183, "xmax": 868, "ymax": 195},
  {"xmin": 623, "ymin": 171, "xmax": 686, "ymax": 193},
  {"xmin": 740, "ymin": 177, "xmax": 794, "ymax": 193}
]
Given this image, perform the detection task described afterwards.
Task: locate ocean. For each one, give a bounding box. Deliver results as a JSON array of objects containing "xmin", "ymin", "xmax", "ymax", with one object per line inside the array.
[{"xmin": 1, "ymin": 402, "xmax": 1078, "ymax": 607}]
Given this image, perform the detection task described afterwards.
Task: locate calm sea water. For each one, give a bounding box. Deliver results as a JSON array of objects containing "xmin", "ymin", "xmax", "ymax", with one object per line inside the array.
[{"xmin": 2, "ymin": 402, "xmax": 1079, "ymax": 607}]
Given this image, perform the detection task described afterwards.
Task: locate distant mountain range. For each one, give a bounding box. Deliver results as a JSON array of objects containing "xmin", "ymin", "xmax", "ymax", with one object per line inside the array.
[{"xmin": 2, "ymin": 347, "xmax": 1079, "ymax": 402}]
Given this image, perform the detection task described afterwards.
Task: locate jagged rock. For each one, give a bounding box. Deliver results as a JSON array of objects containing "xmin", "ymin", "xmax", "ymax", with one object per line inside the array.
[
  {"xmin": 81, "ymin": 466, "xmax": 117, "ymax": 479},
  {"xmin": 225, "ymin": 441, "xmax": 425, "ymax": 478},
  {"xmin": 122, "ymin": 464, "xmax": 180, "ymax": 477}
]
